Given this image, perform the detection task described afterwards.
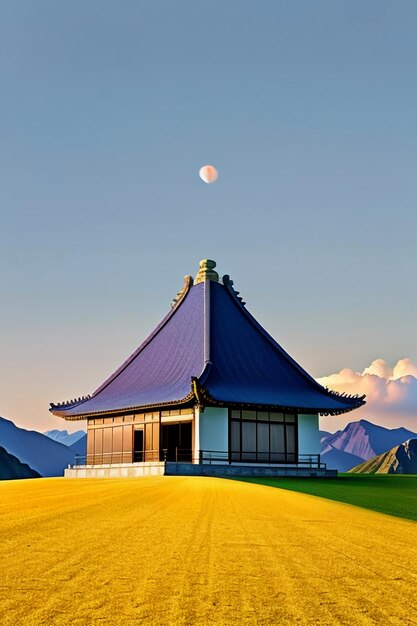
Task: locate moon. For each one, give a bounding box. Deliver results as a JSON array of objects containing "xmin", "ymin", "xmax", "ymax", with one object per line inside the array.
[{"xmin": 199, "ymin": 165, "xmax": 218, "ymax": 184}]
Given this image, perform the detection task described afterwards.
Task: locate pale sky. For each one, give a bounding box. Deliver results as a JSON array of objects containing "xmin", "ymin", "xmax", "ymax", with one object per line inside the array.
[{"xmin": 0, "ymin": 1, "xmax": 416, "ymax": 433}]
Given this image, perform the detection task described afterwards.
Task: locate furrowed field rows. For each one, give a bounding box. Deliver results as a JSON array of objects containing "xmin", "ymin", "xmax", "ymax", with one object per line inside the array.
[{"xmin": 1, "ymin": 477, "xmax": 416, "ymax": 626}]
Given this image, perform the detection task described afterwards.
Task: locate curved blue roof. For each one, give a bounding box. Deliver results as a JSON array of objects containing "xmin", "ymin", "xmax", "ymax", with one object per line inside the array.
[
  {"xmin": 51, "ymin": 282, "xmax": 206, "ymax": 418},
  {"xmin": 200, "ymin": 281, "xmax": 363, "ymax": 413},
  {"xmin": 51, "ymin": 270, "xmax": 365, "ymax": 419}
]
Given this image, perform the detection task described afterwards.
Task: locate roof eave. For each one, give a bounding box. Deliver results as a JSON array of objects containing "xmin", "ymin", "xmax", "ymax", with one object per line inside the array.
[
  {"xmin": 195, "ymin": 379, "xmax": 366, "ymax": 416},
  {"xmin": 51, "ymin": 390, "xmax": 365, "ymax": 420},
  {"xmin": 50, "ymin": 390, "xmax": 196, "ymax": 420}
]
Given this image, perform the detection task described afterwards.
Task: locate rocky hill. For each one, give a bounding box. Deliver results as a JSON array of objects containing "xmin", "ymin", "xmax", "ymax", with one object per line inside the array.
[{"xmin": 349, "ymin": 439, "xmax": 417, "ymax": 474}]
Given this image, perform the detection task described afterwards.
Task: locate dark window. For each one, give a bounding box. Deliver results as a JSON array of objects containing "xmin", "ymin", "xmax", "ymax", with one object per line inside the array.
[
  {"xmin": 229, "ymin": 409, "xmax": 297, "ymax": 463},
  {"xmin": 257, "ymin": 422, "xmax": 269, "ymax": 461},
  {"xmin": 231, "ymin": 420, "xmax": 240, "ymax": 461},
  {"xmin": 134, "ymin": 429, "xmax": 144, "ymax": 462},
  {"xmin": 270, "ymin": 423, "xmax": 285, "ymax": 462},
  {"xmin": 161, "ymin": 422, "xmax": 192, "ymax": 462},
  {"xmin": 242, "ymin": 421, "xmax": 256, "ymax": 461}
]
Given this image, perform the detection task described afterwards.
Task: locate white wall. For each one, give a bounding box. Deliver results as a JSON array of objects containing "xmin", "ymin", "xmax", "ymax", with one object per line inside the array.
[
  {"xmin": 199, "ymin": 407, "xmax": 229, "ymax": 455},
  {"xmin": 298, "ymin": 413, "xmax": 320, "ymax": 455},
  {"xmin": 196, "ymin": 409, "xmax": 320, "ymax": 461}
]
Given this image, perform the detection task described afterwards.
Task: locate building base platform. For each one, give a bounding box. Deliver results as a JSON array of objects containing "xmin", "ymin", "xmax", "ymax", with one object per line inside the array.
[
  {"xmin": 65, "ymin": 462, "xmax": 337, "ymax": 479},
  {"xmin": 165, "ymin": 462, "xmax": 337, "ymax": 478},
  {"xmin": 64, "ymin": 462, "xmax": 165, "ymax": 478}
]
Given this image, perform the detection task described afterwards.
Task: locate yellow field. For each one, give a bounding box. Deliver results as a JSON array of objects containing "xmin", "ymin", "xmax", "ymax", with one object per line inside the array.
[{"xmin": 1, "ymin": 477, "xmax": 417, "ymax": 626}]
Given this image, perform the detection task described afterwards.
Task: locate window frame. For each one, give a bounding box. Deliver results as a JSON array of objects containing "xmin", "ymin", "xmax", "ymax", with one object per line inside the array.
[{"xmin": 228, "ymin": 409, "xmax": 298, "ymax": 464}]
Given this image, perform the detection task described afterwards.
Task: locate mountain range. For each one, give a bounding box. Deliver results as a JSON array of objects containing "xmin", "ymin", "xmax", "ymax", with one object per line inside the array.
[
  {"xmin": 44, "ymin": 428, "xmax": 87, "ymax": 457},
  {"xmin": 44, "ymin": 429, "xmax": 85, "ymax": 446},
  {"xmin": 1, "ymin": 416, "xmax": 416, "ymax": 478},
  {"xmin": 0, "ymin": 417, "xmax": 77, "ymax": 477},
  {"xmin": 321, "ymin": 420, "xmax": 417, "ymax": 472}
]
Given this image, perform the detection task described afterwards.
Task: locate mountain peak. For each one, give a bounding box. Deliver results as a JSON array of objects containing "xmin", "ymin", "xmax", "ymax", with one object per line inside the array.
[
  {"xmin": 321, "ymin": 419, "xmax": 417, "ymax": 470},
  {"xmin": 44, "ymin": 429, "xmax": 86, "ymax": 446},
  {"xmin": 350, "ymin": 438, "xmax": 417, "ymax": 474}
]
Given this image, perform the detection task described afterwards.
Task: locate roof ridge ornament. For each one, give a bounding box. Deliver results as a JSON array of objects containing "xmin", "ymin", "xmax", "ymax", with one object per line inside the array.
[
  {"xmin": 194, "ymin": 259, "xmax": 219, "ymax": 284},
  {"xmin": 171, "ymin": 275, "xmax": 193, "ymax": 308},
  {"xmin": 223, "ymin": 274, "xmax": 246, "ymax": 306},
  {"xmin": 50, "ymin": 394, "xmax": 91, "ymax": 410}
]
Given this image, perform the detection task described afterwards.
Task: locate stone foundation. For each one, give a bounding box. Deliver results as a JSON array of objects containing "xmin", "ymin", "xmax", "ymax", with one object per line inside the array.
[
  {"xmin": 165, "ymin": 462, "xmax": 337, "ymax": 478},
  {"xmin": 65, "ymin": 461, "xmax": 337, "ymax": 479},
  {"xmin": 64, "ymin": 462, "xmax": 165, "ymax": 478}
]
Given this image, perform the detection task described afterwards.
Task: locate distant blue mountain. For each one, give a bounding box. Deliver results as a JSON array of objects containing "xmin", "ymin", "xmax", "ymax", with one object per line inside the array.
[
  {"xmin": 0, "ymin": 417, "xmax": 76, "ymax": 477},
  {"xmin": 69, "ymin": 434, "xmax": 87, "ymax": 456},
  {"xmin": 321, "ymin": 446, "xmax": 364, "ymax": 473},
  {"xmin": 44, "ymin": 429, "xmax": 85, "ymax": 447},
  {"xmin": 0, "ymin": 446, "xmax": 41, "ymax": 480}
]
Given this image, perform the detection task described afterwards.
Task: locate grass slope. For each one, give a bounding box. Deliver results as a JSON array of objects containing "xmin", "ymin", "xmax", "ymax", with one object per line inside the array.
[
  {"xmin": 238, "ymin": 474, "xmax": 417, "ymax": 522},
  {"xmin": 1, "ymin": 477, "xmax": 417, "ymax": 626}
]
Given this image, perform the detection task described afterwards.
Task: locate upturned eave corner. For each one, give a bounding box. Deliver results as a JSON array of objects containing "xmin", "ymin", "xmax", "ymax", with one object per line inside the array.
[
  {"xmin": 320, "ymin": 388, "xmax": 367, "ymax": 416},
  {"xmin": 49, "ymin": 394, "xmax": 91, "ymax": 416},
  {"xmin": 50, "ymin": 388, "xmax": 197, "ymax": 420}
]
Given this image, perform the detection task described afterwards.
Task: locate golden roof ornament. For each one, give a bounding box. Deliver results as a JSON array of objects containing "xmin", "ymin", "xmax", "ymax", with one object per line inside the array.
[{"xmin": 194, "ymin": 259, "xmax": 219, "ymax": 284}]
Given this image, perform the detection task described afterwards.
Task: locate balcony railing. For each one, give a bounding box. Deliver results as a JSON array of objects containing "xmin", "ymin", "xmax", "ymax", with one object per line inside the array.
[
  {"xmin": 73, "ymin": 450, "xmax": 160, "ymax": 467},
  {"xmin": 72, "ymin": 450, "xmax": 325, "ymax": 469},
  {"xmin": 174, "ymin": 450, "xmax": 325, "ymax": 468}
]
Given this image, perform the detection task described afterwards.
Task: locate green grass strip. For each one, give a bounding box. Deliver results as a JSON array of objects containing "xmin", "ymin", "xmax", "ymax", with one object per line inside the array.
[{"xmin": 237, "ymin": 474, "xmax": 417, "ymax": 522}]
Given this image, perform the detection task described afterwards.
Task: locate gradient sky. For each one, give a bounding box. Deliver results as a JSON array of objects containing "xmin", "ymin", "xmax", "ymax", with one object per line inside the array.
[{"xmin": 1, "ymin": 1, "xmax": 416, "ymax": 433}]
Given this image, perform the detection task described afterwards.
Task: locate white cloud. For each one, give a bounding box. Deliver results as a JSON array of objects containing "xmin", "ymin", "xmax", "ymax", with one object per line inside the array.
[
  {"xmin": 317, "ymin": 358, "xmax": 417, "ymax": 432},
  {"xmin": 392, "ymin": 358, "xmax": 417, "ymax": 380},
  {"xmin": 362, "ymin": 358, "xmax": 393, "ymax": 379}
]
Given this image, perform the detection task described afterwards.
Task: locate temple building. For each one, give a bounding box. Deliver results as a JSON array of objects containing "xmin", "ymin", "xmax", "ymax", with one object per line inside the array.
[{"xmin": 50, "ymin": 260, "xmax": 365, "ymax": 478}]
